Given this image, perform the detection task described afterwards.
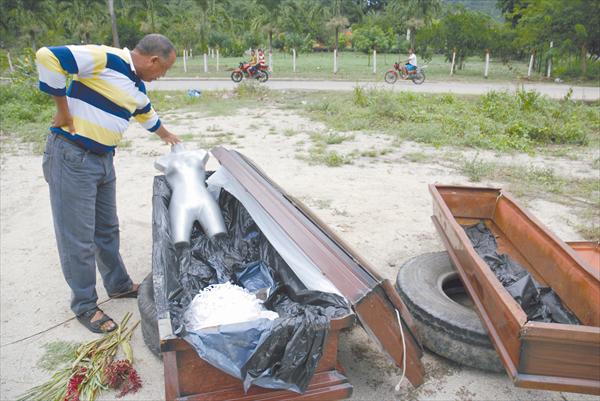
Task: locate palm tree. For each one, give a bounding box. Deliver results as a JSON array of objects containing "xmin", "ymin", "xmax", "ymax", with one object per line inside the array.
[
  {"xmin": 326, "ymin": 0, "xmax": 349, "ymax": 51},
  {"xmin": 279, "ymin": 0, "xmax": 327, "ymax": 47},
  {"xmin": 386, "ymin": 0, "xmax": 442, "ymax": 44},
  {"xmin": 127, "ymin": 0, "xmax": 171, "ymax": 33},
  {"xmin": 60, "ymin": 0, "xmax": 107, "ymax": 44},
  {"xmin": 250, "ymin": 0, "xmax": 281, "ymax": 53},
  {"xmin": 4, "ymin": 0, "xmax": 54, "ymax": 50}
]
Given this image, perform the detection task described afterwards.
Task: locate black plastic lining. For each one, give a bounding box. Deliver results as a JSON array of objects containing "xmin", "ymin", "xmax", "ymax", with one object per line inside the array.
[
  {"xmin": 464, "ymin": 221, "xmax": 580, "ymax": 325},
  {"xmin": 151, "ymin": 175, "xmax": 351, "ymax": 393}
]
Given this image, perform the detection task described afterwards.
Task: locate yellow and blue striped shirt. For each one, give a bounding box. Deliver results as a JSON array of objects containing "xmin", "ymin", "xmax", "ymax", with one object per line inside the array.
[{"xmin": 36, "ymin": 45, "xmax": 161, "ymax": 153}]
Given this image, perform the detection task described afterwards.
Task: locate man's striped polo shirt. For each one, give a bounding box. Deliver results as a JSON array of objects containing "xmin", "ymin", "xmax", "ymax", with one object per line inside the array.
[{"xmin": 36, "ymin": 45, "xmax": 161, "ymax": 154}]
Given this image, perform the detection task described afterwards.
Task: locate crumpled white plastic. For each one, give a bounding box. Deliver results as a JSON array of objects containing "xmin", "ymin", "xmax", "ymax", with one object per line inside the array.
[{"xmin": 184, "ymin": 282, "xmax": 279, "ymax": 332}]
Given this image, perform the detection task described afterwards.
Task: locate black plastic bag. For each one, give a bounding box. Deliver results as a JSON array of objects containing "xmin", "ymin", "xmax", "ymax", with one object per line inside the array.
[
  {"xmin": 464, "ymin": 221, "xmax": 579, "ymax": 325},
  {"xmin": 151, "ymin": 175, "xmax": 351, "ymax": 393}
]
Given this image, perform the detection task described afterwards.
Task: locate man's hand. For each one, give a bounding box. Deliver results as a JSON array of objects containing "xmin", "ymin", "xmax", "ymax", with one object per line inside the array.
[
  {"xmin": 53, "ymin": 110, "xmax": 76, "ymax": 134},
  {"xmin": 52, "ymin": 96, "xmax": 76, "ymax": 134},
  {"xmin": 155, "ymin": 125, "xmax": 181, "ymax": 145}
]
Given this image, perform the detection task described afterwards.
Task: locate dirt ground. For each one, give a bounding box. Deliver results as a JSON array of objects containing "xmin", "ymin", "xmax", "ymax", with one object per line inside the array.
[{"xmin": 0, "ymin": 102, "xmax": 596, "ymax": 400}]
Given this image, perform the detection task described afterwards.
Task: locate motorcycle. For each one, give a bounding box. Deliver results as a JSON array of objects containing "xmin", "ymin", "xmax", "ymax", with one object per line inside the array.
[
  {"xmin": 384, "ymin": 62, "xmax": 426, "ymax": 85},
  {"xmin": 230, "ymin": 62, "xmax": 269, "ymax": 83}
]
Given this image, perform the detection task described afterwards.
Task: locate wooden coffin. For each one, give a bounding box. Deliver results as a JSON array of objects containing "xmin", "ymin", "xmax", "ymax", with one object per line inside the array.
[
  {"xmin": 152, "ymin": 148, "xmax": 425, "ymax": 401},
  {"xmin": 430, "ymin": 184, "xmax": 600, "ymax": 395},
  {"xmin": 160, "ymin": 316, "xmax": 355, "ymax": 401}
]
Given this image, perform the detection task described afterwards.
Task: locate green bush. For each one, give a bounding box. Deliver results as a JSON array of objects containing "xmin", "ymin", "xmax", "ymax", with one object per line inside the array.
[
  {"xmin": 554, "ymin": 60, "xmax": 600, "ymax": 81},
  {"xmin": 0, "ymin": 80, "xmax": 53, "ymax": 129},
  {"xmin": 301, "ymin": 89, "xmax": 599, "ymax": 152},
  {"xmin": 352, "ymin": 86, "xmax": 369, "ymax": 107}
]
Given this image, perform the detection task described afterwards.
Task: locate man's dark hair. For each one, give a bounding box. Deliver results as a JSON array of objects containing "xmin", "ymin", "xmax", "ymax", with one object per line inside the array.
[{"xmin": 135, "ymin": 34, "xmax": 175, "ymax": 60}]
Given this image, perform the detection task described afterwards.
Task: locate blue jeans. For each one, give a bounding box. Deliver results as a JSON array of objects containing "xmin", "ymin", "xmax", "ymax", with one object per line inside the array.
[{"xmin": 43, "ymin": 133, "xmax": 132, "ymax": 316}]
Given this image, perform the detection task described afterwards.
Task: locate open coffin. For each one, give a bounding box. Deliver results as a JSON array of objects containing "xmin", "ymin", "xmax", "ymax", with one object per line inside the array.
[
  {"xmin": 430, "ymin": 184, "xmax": 600, "ymax": 395},
  {"xmin": 151, "ymin": 147, "xmax": 425, "ymax": 401}
]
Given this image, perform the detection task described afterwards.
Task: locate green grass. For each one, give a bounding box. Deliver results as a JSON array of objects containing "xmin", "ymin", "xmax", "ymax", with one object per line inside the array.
[
  {"xmin": 310, "ymin": 131, "xmax": 354, "ymax": 145},
  {"xmin": 460, "ymin": 154, "xmax": 495, "ymax": 182},
  {"xmin": 456, "ymin": 160, "xmax": 599, "ymax": 240},
  {"xmin": 296, "ymin": 141, "xmax": 355, "ymax": 167},
  {"xmin": 404, "ymin": 151, "xmax": 430, "ymax": 163},
  {"xmin": 283, "ymin": 128, "xmax": 300, "ymax": 137},
  {"xmin": 165, "ymin": 52, "xmax": 598, "ymax": 84},
  {"xmin": 0, "ymin": 80, "xmax": 54, "ymax": 151},
  {"xmin": 293, "ymin": 88, "xmax": 600, "ymax": 153},
  {"xmin": 150, "ymin": 86, "xmax": 266, "ymax": 117},
  {"xmin": 360, "ymin": 148, "xmax": 379, "ymax": 158},
  {"xmin": 37, "ymin": 341, "xmax": 80, "ymax": 372}
]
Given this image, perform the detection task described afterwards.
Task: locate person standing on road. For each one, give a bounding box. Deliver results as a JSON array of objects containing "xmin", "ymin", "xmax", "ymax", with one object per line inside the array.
[{"xmin": 35, "ymin": 34, "xmax": 181, "ymax": 333}]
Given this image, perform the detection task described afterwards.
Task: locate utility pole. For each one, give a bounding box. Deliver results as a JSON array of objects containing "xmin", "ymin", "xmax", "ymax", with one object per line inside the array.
[{"xmin": 107, "ymin": 0, "xmax": 120, "ymax": 48}]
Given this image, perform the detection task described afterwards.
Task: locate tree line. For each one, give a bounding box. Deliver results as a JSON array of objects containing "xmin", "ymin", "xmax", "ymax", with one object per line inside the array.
[{"xmin": 1, "ymin": 0, "xmax": 598, "ymax": 78}]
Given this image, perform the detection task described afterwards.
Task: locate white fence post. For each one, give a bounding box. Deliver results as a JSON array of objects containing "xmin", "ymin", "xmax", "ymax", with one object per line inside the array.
[
  {"xmin": 269, "ymin": 51, "xmax": 273, "ymax": 72},
  {"xmin": 333, "ymin": 49, "xmax": 337, "ymax": 74},
  {"xmin": 216, "ymin": 48, "xmax": 220, "ymax": 72},
  {"xmin": 450, "ymin": 49, "xmax": 456, "ymax": 75},
  {"xmin": 292, "ymin": 48, "xmax": 296, "ymax": 72},
  {"xmin": 484, "ymin": 49, "xmax": 490, "ymax": 78},
  {"xmin": 528, "ymin": 51, "xmax": 535, "ymax": 78},
  {"xmin": 183, "ymin": 49, "xmax": 187, "ymax": 73},
  {"xmin": 7, "ymin": 52, "xmax": 14, "ymax": 73},
  {"xmin": 373, "ymin": 49, "xmax": 377, "ymax": 74},
  {"xmin": 203, "ymin": 53, "xmax": 208, "ymax": 73},
  {"xmin": 547, "ymin": 41, "xmax": 553, "ymax": 78}
]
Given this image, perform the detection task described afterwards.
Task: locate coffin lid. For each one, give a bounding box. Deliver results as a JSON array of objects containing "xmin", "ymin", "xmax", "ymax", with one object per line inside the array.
[{"xmin": 211, "ymin": 147, "xmax": 425, "ymax": 387}]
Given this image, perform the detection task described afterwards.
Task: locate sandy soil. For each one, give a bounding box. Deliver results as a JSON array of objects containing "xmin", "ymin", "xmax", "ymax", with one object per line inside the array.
[{"xmin": 0, "ymin": 102, "xmax": 595, "ymax": 401}]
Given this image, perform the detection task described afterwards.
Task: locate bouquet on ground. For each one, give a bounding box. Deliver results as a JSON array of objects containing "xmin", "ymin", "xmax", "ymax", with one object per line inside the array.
[{"xmin": 18, "ymin": 313, "xmax": 142, "ymax": 401}]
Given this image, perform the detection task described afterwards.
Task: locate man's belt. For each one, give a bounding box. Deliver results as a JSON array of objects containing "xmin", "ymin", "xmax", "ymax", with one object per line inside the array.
[{"xmin": 52, "ymin": 131, "xmax": 114, "ymax": 156}]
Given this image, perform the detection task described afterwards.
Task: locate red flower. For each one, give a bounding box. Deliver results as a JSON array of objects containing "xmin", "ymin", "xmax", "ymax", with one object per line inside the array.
[
  {"xmin": 64, "ymin": 367, "xmax": 87, "ymax": 401},
  {"xmin": 104, "ymin": 360, "xmax": 142, "ymax": 397}
]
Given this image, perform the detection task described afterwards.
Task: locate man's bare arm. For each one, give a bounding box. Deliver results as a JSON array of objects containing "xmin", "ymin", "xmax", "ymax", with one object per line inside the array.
[
  {"xmin": 52, "ymin": 96, "xmax": 76, "ymax": 134},
  {"xmin": 155, "ymin": 124, "xmax": 181, "ymax": 145}
]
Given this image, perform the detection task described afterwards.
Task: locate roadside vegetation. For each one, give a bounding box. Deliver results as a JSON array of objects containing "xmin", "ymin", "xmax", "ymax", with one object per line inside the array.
[
  {"xmin": 0, "ymin": 80, "xmax": 269, "ymax": 152},
  {"xmin": 2, "ymin": 0, "xmax": 598, "ymax": 84},
  {"xmin": 296, "ymin": 87, "xmax": 599, "ymax": 152},
  {"xmin": 3, "ymin": 82, "xmax": 598, "ymax": 156},
  {"xmin": 164, "ymin": 52, "xmax": 575, "ymax": 84},
  {"xmin": 0, "ymin": 80, "xmax": 53, "ymax": 153},
  {"xmin": 1, "ymin": 80, "xmax": 597, "ymax": 240}
]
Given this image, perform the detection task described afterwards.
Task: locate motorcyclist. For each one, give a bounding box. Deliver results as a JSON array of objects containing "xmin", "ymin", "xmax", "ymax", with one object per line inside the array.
[
  {"xmin": 400, "ymin": 48, "xmax": 417, "ymax": 76},
  {"xmin": 257, "ymin": 48, "xmax": 266, "ymax": 68},
  {"xmin": 247, "ymin": 49, "xmax": 258, "ymax": 76}
]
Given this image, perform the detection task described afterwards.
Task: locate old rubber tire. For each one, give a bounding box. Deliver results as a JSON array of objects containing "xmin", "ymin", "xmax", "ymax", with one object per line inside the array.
[
  {"xmin": 138, "ymin": 273, "xmax": 161, "ymax": 358},
  {"xmin": 395, "ymin": 252, "xmax": 504, "ymax": 372}
]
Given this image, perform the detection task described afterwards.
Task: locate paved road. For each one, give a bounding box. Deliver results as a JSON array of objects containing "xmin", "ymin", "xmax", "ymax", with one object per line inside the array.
[{"xmin": 148, "ymin": 78, "xmax": 599, "ymax": 100}]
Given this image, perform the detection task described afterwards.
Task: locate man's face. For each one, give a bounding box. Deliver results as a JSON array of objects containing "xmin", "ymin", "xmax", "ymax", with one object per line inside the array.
[{"xmin": 142, "ymin": 51, "xmax": 176, "ymax": 82}]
